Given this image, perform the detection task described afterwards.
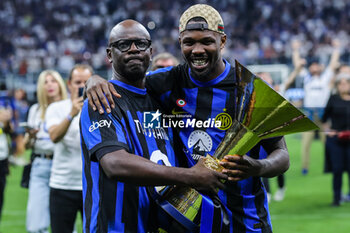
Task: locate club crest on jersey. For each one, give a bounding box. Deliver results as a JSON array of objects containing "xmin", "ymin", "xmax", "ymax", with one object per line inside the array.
[
  {"xmin": 176, "ymin": 99, "xmax": 187, "ymax": 107},
  {"xmin": 215, "ymin": 112, "xmax": 232, "ymax": 130}
]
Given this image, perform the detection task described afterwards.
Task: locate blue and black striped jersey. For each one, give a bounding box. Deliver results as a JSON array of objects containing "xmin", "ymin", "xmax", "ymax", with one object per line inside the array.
[
  {"xmin": 146, "ymin": 60, "xmax": 279, "ymax": 233},
  {"xmin": 80, "ymin": 80, "xmax": 178, "ymax": 233}
]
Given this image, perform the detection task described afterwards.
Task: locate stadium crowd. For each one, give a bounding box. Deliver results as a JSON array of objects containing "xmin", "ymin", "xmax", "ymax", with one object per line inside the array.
[{"xmin": 1, "ymin": 0, "xmax": 350, "ymax": 77}]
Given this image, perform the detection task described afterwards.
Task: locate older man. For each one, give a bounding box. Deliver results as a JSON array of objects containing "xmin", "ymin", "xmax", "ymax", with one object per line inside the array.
[{"xmin": 80, "ymin": 19, "xmax": 229, "ymax": 233}]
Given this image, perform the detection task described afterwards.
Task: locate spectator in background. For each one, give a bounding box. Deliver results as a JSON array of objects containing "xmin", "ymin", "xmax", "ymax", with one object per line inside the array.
[
  {"xmin": 45, "ymin": 64, "xmax": 92, "ymax": 233},
  {"xmin": 337, "ymin": 65, "xmax": 350, "ymax": 75},
  {"xmin": 4, "ymin": 0, "xmax": 350, "ymax": 74},
  {"xmin": 281, "ymin": 54, "xmax": 307, "ymax": 108},
  {"xmin": 0, "ymin": 84, "xmax": 16, "ymax": 127},
  {"xmin": 12, "ymin": 88, "xmax": 29, "ymax": 165},
  {"xmin": 0, "ymin": 107, "xmax": 12, "ymax": 224},
  {"xmin": 322, "ymin": 73, "xmax": 350, "ymax": 207},
  {"xmin": 151, "ymin": 52, "xmax": 179, "ymax": 71},
  {"xmin": 292, "ymin": 39, "xmax": 341, "ymax": 175},
  {"xmin": 24, "ymin": 70, "xmax": 67, "ymax": 233}
]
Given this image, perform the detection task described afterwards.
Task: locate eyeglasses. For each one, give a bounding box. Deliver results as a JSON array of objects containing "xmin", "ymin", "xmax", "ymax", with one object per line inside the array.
[{"xmin": 109, "ymin": 39, "xmax": 152, "ymax": 52}]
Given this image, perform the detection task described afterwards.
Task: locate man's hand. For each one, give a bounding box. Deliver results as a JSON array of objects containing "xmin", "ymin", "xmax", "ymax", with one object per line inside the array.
[
  {"xmin": 332, "ymin": 38, "xmax": 341, "ymax": 49},
  {"xmin": 220, "ymin": 155, "xmax": 262, "ymax": 182},
  {"xmin": 70, "ymin": 96, "xmax": 84, "ymax": 118},
  {"xmin": 24, "ymin": 128, "xmax": 39, "ymax": 149},
  {"xmin": 26, "ymin": 128, "xmax": 39, "ymax": 140},
  {"xmin": 70, "ymin": 87, "xmax": 84, "ymax": 117},
  {"xmin": 291, "ymin": 39, "xmax": 301, "ymax": 51},
  {"xmin": 221, "ymin": 138, "xmax": 289, "ymax": 181},
  {"xmin": 85, "ymin": 75, "xmax": 120, "ymax": 114},
  {"xmin": 188, "ymin": 158, "xmax": 228, "ymax": 195},
  {"xmin": 295, "ymin": 58, "xmax": 306, "ymax": 71},
  {"xmin": 323, "ymin": 123, "xmax": 337, "ymax": 137}
]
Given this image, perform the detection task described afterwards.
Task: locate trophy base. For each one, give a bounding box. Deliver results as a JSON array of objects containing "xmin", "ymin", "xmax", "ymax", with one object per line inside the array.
[{"xmin": 153, "ymin": 185, "xmax": 201, "ymax": 232}]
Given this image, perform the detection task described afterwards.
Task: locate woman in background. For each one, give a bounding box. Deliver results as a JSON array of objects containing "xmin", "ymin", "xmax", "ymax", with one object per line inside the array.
[
  {"xmin": 13, "ymin": 88, "xmax": 29, "ymax": 165},
  {"xmin": 322, "ymin": 73, "xmax": 350, "ymax": 206},
  {"xmin": 0, "ymin": 107, "xmax": 12, "ymax": 223},
  {"xmin": 24, "ymin": 70, "xmax": 67, "ymax": 232}
]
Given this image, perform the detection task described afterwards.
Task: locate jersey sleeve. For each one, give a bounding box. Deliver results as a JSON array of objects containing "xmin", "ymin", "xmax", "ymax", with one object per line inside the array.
[
  {"xmin": 80, "ymin": 99, "xmax": 130, "ymax": 161},
  {"xmin": 146, "ymin": 66, "xmax": 177, "ymax": 103}
]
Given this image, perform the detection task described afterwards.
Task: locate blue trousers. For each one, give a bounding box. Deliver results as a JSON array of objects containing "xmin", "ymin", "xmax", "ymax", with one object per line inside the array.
[{"xmin": 26, "ymin": 158, "xmax": 52, "ymax": 233}]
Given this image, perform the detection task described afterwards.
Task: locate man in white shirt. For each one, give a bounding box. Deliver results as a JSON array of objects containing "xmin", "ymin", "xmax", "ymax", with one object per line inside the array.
[{"xmin": 46, "ymin": 64, "xmax": 93, "ymax": 233}]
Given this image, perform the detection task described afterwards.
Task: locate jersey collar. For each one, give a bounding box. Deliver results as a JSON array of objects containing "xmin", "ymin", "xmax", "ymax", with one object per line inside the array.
[
  {"xmin": 188, "ymin": 59, "xmax": 230, "ymax": 87},
  {"xmin": 109, "ymin": 80, "xmax": 147, "ymax": 95}
]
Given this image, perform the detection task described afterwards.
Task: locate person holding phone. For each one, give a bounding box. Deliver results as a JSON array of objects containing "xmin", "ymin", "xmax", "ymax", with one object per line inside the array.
[
  {"xmin": 24, "ymin": 70, "xmax": 68, "ymax": 233},
  {"xmin": 45, "ymin": 64, "xmax": 93, "ymax": 233}
]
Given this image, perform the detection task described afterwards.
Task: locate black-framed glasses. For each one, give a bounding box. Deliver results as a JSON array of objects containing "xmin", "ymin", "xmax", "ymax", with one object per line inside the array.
[{"xmin": 109, "ymin": 39, "xmax": 152, "ymax": 52}]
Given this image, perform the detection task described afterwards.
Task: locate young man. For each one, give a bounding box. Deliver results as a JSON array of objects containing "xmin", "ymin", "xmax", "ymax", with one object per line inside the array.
[
  {"xmin": 80, "ymin": 20, "xmax": 228, "ymax": 233},
  {"xmin": 86, "ymin": 5, "xmax": 290, "ymax": 232},
  {"xmin": 46, "ymin": 64, "xmax": 93, "ymax": 233}
]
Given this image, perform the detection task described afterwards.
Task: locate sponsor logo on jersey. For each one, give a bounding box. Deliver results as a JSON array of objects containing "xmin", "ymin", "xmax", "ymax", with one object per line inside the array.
[
  {"xmin": 171, "ymin": 108, "xmax": 187, "ymax": 115},
  {"xmin": 187, "ymin": 130, "xmax": 213, "ymax": 161},
  {"xmin": 89, "ymin": 120, "xmax": 112, "ymax": 132}
]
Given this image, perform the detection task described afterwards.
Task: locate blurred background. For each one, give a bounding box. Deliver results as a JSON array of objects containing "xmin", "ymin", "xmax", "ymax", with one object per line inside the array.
[
  {"xmin": 1, "ymin": 0, "xmax": 350, "ymax": 232},
  {"xmin": 1, "ymin": 0, "xmax": 350, "ymax": 98}
]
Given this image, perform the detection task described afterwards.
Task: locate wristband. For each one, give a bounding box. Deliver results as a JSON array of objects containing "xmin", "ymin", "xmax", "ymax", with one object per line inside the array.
[{"xmin": 66, "ymin": 114, "xmax": 73, "ymax": 122}]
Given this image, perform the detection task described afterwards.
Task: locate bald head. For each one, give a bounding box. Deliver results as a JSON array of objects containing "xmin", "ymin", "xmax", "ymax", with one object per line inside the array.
[
  {"xmin": 109, "ymin": 20, "xmax": 150, "ymax": 45},
  {"xmin": 107, "ymin": 19, "xmax": 152, "ymax": 86}
]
